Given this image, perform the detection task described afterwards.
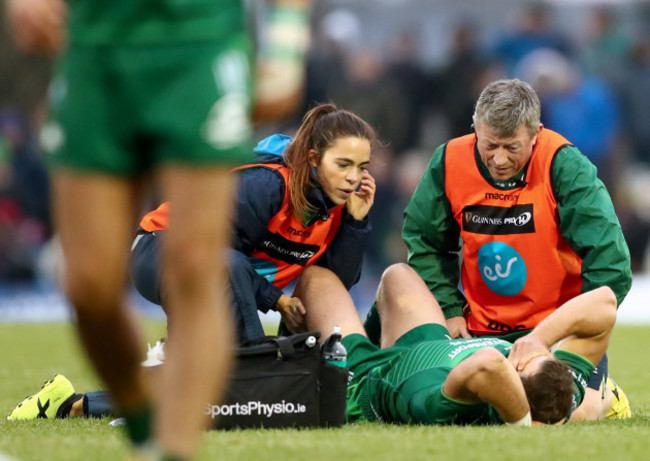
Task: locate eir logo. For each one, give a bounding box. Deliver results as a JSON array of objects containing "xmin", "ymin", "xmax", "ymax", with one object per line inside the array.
[{"xmin": 478, "ymin": 242, "xmax": 527, "ymax": 296}]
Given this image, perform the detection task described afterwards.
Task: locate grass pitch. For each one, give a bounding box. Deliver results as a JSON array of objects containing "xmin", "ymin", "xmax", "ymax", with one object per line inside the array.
[{"xmin": 1, "ymin": 321, "xmax": 649, "ymax": 461}]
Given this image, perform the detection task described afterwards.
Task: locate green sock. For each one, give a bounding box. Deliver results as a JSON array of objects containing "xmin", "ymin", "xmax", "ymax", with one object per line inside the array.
[{"xmin": 123, "ymin": 405, "xmax": 153, "ymax": 446}]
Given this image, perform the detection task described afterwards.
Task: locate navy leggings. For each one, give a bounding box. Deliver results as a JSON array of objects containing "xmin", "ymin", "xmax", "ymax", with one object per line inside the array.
[{"xmin": 130, "ymin": 231, "xmax": 265, "ymax": 343}]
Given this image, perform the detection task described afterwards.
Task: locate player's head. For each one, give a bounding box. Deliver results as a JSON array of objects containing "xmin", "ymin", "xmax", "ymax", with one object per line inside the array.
[{"xmin": 519, "ymin": 357, "xmax": 574, "ymax": 424}]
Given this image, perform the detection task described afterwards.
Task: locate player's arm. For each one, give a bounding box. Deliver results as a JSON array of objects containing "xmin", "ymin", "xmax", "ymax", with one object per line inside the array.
[
  {"xmin": 7, "ymin": 0, "xmax": 67, "ymax": 56},
  {"xmin": 443, "ymin": 347, "xmax": 531, "ymax": 425},
  {"xmin": 253, "ymin": 0, "xmax": 311, "ymax": 122},
  {"xmin": 509, "ymin": 286, "xmax": 617, "ymax": 370}
]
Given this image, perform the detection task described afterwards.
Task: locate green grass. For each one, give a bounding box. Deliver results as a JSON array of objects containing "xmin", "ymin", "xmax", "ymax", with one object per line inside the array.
[{"xmin": 1, "ymin": 322, "xmax": 649, "ymax": 461}]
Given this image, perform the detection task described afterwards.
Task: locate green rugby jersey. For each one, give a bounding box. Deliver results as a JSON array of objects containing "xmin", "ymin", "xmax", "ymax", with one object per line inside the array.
[
  {"xmin": 360, "ymin": 337, "xmax": 594, "ymax": 425},
  {"xmin": 554, "ymin": 349, "xmax": 595, "ymax": 415},
  {"xmin": 68, "ymin": 0, "xmax": 248, "ymax": 45},
  {"xmin": 386, "ymin": 337, "xmax": 512, "ymax": 384},
  {"xmin": 370, "ymin": 337, "xmax": 512, "ymax": 424}
]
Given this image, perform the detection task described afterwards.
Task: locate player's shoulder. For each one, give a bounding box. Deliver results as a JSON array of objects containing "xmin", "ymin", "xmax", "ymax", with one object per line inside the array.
[{"xmin": 553, "ymin": 349, "xmax": 595, "ymax": 377}]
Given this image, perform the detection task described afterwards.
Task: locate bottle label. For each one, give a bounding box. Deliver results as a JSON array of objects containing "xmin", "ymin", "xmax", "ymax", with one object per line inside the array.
[{"xmin": 325, "ymin": 359, "xmax": 347, "ymax": 368}]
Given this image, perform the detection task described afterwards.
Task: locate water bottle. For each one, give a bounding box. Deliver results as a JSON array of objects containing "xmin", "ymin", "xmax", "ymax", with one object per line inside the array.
[{"xmin": 322, "ymin": 326, "xmax": 347, "ymax": 368}]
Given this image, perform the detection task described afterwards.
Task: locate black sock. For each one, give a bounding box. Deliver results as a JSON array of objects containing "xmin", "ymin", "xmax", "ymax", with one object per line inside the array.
[
  {"xmin": 56, "ymin": 393, "xmax": 84, "ymax": 419},
  {"xmin": 363, "ymin": 302, "xmax": 382, "ymax": 346}
]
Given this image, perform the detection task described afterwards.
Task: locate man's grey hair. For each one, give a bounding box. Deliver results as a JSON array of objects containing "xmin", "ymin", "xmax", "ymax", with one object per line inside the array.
[{"xmin": 473, "ymin": 79, "xmax": 541, "ymax": 138}]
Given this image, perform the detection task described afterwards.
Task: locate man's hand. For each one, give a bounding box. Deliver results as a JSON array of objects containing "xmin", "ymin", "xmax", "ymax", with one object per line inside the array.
[
  {"xmin": 7, "ymin": 0, "xmax": 67, "ymax": 56},
  {"xmin": 508, "ymin": 335, "xmax": 550, "ymax": 372},
  {"xmin": 346, "ymin": 171, "xmax": 376, "ymax": 221},
  {"xmin": 446, "ymin": 316, "xmax": 471, "ymax": 338},
  {"xmin": 276, "ymin": 294, "xmax": 307, "ymax": 333}
]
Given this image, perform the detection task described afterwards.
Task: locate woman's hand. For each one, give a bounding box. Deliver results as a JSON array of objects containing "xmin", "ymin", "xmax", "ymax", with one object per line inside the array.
[
  {"xmin": 276, "ymin": 294, "xmax": 307, "ymax": 333},
  {"xmin": 346, "ymin": 170, "xmax": 376, "ymax": 221}
]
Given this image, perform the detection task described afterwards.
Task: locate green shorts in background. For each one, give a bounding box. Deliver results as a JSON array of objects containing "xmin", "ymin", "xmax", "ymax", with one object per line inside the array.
[{"xmin": 44, "ymin": 37, "xmax": 254, "ymax": 176}]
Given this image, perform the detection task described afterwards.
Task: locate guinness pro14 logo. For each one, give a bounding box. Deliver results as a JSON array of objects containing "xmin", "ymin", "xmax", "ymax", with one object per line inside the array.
[{"xmin": 462, "ymin": 204, "xmax": 535, "ymax": 235}]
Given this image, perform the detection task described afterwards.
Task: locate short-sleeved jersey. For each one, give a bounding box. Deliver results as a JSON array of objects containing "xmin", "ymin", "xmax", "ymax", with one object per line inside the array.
[{"xmin": 344, "ymin": 326, "xmax": 595, "ymax": 425}]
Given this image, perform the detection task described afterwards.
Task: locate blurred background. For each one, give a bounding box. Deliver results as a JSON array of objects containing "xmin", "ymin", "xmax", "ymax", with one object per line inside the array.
[{"xmin": 1, "ymin": 0, "xmax": 649, "ymax": 323}]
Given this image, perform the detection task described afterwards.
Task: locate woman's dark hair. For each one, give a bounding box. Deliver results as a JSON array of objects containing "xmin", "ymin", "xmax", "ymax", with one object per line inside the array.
[
  {"xmin": 520, "ymin": 358, "xmax": 575, "ymax": 424},
  {"xmin": 283, "ymin": 103, "xmax": 376, "ymax": 222}
]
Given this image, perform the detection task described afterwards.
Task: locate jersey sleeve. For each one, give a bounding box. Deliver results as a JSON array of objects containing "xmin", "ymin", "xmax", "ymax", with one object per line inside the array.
[
  {"xmin": 554, "ymin": 349, "xmax": 596, "ymax": 412},
  {"xmin": 551, "ymin": 146, "xmax": 632, "ymax": 307},
  {"xmin": 402, "ymin": 144, "xmax": 465, "ymax": 318}
]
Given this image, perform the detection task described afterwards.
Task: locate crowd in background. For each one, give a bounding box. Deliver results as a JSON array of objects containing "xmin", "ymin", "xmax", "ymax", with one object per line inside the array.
[{"xmin": 1, "ymin": 0, "xmax": 650, "ymax": 291}]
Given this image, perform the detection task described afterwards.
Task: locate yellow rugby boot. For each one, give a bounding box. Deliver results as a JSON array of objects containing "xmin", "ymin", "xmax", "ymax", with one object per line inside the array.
[
  {"xmin": 606, "ymin": 376, "xmax": 631, "ymax": 419},
  {"xmin": 7, "ymin": 374, "xmax": 75, "ymax": 420}
]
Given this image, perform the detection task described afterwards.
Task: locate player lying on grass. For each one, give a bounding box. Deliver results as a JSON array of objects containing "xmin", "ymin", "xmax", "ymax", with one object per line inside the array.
[
  {"xmin": 298, "ymin": 264, "xmax": 617, "ymax": 425},
  {"xmin": 8, "ymin": 264, "xmax": 616, "ymax": 425}
]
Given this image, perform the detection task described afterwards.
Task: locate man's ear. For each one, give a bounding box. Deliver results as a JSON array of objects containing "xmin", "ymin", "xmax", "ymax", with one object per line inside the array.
[
  {"xmin": 532, "ymin": 123, "xmax": 544, "ymax": 144},
  {"xmin": 308, "ymin": 149, "xmax": 320, "ymax": 168}
]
